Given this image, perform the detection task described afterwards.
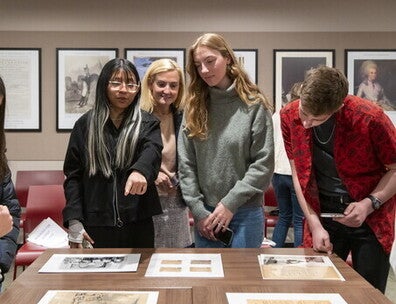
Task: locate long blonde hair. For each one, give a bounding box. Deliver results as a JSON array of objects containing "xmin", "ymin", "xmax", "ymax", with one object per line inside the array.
[
  {"xmin": 140, "ymin": 58, "xmax": 185, "ymax": 113},
  {"xmin": 185, "ymin": 33, "xmax": 272, "ymax": 139}
]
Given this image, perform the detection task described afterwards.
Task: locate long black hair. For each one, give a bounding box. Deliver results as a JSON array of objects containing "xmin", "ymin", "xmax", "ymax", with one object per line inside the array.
[{"xmin": 87, "ymin": 58, "xmax": 142, "ymax": 177}]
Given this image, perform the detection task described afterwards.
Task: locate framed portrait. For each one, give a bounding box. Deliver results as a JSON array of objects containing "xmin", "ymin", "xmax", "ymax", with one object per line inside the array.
[
  {"xmin": 56, "ymin": 48, "xmax": 118, "ymax": 132},
  {"xmin": 345, "ymin": 49, "xmax": 396, "ymax": 123},
  {"xmin": 273, "ymin": 49, "xmax": 335, "ymax": 111},
  {"xmin": 0, "ymin": 48, "xmax": 41, "ymax": 131},
  {"xmin": 233, "ymin": 49, "xmax": 258, "ymax": 84},
  {"xmin": 125, "ymin": 48, "xmax": 185, "ymax": 80}
]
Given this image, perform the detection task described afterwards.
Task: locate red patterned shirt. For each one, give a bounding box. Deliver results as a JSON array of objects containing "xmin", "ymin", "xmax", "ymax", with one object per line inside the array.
[{"xmin": 281, "ymin": 95, "xmax": 396, "ymax": 254}]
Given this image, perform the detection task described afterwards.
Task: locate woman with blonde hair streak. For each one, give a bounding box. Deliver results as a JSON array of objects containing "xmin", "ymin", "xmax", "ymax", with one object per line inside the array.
[
  {"xmin": 141, "ymin": 59, "xmax": 192, "ymax": 248},
  {"xmin": 178, "ymin": 33, "xmax": 274, "ymax": 248}
]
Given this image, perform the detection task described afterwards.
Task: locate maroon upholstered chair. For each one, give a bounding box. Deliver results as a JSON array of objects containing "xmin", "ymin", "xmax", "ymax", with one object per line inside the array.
[
  {"xmin": 13, "ymin": 184, "xmax": 66, "ymax": 279},
  {"xmin": 15, "ymin": 170, "xmax": 65, "ymax": 232},
  {"xmin": 263, "ymin": 184, "xmax": 279, "ymax": 238}
]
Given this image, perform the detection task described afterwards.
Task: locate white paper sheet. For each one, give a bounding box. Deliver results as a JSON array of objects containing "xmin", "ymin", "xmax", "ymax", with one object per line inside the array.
[
  {"xmin": 39, "ymin": 253, "xmax": 141, "ymax": 273},
  {"xmin": 145, "ymin": 253, "xmax": 224, "ymax": 277},
  {"xmin": 226, "ymin": 292, "xmax": 348, "ymax": 304},
  {"xmin": 27, "ymin": 217, "xmax": 68, "ymax": 248}
]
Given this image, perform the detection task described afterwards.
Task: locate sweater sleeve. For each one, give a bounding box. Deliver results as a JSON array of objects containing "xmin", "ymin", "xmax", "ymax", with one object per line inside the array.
[
  {"xmin": 177, "ymin": 119, "xmax": 211, "ymax": 221},
  {"xmin": 63, "ymin": 116, "xmax": 87, "ymax": 227},
  {"xmin": 130, "ymin": 111, "xmax": 163, "ymax": 184}
]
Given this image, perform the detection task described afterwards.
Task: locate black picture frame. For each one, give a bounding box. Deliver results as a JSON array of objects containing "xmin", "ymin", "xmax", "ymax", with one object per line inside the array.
[
  {"xmin": 56, "ymin": 48, "xmax": 118, "ymax": 132},
  {"xmin": 345, "ymin": 49, "xmax": 396, "ymax": 122},
  {"xmin": 125, "ymin": 48, "xmax": 186, "ymax": 81},
  {"xmin": 0, "ymin": 48, "xmax": 41, "ymax": 132},
  {"xmin": 273, "ymin": 49, "xmax": 335, "ymax": 111},
  {"xmin": 233, "ymin": 49, "xmax": 258, "ymax": 84}
]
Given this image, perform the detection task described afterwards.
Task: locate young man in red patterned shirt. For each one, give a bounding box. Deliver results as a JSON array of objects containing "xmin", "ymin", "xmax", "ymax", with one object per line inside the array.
[{"xmin": 281, "ymin": 66, "xmax": 395, "ymax": 293}]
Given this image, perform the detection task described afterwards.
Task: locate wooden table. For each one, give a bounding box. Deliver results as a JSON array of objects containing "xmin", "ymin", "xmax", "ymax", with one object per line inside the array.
[{"xmin": 0, "ymin": 247, "xmax": 392, "ymax": 303}]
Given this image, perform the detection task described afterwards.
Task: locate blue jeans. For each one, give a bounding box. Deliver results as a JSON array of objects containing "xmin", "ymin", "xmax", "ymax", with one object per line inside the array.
[
  {"xmin": 194, "ymin": 205, "xmax": 264, "ymax": 248},
  {"xmin": 271, "ymin": 174, "xmax": 304, "ymax": 247}
]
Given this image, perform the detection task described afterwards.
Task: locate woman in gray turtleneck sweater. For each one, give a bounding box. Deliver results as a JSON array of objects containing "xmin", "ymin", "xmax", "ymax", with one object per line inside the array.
[{"xmin": 178, "ymin": 33, "xmax": 274, "ymax": 248}]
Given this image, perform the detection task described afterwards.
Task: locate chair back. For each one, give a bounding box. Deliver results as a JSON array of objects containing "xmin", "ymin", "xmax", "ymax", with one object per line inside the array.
[
  {"xmin": 15, "ymin": 170, "xmax": 65, "ymax": 208},
  {"xmin": 264, "ymin": 184, "xmax": 277, "ymax": 207},
  {"xmin": 24, "ymin": 184, "xmax": 66, "ymax": 235}
]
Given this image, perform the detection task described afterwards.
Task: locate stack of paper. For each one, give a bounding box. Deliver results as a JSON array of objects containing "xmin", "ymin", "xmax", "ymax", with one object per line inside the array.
[{"xmin": 27, "ymin": 217, "xmax": 68, "ymax": 248}]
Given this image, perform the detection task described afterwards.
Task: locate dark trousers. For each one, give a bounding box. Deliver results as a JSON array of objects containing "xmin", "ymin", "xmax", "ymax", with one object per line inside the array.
[
  {"xmin": 322, "ymin": 218, "xmax": 390, "ymax": 293},
  {"xmin": 85, "ymin": 218, "xmax": 154, "ymax": 248}
]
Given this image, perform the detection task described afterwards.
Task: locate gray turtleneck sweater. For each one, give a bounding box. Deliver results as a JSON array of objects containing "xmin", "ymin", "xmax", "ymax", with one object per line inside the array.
[{"xmin": 178, "ymin": 84, "xmax": 274, "ymax": 221}]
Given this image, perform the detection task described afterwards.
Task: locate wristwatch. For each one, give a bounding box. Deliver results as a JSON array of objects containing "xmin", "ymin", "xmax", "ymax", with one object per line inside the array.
[{"xmin": 367, "ymin": 195, "xmax": 382, "ymax": 210}]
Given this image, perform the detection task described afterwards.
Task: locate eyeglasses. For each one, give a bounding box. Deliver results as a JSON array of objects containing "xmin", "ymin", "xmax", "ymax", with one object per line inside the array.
[{"xmin": 108, "ymin": 81, "xmax": 140, "ymax": 93}]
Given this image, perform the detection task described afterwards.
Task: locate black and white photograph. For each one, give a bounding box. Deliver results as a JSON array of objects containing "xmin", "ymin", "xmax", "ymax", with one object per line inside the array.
[
  {"xmin": 39, "ymin": 254, "xmax": 141, "ymax": 273},
  {"xmin": 56, "ymin": 48, "xmax": 118, "ymax": 131}
]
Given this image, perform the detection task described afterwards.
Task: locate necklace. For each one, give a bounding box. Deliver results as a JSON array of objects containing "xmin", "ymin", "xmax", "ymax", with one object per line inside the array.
[{"xmin": 313, "ymin": 122, "xmax": 336, "ymax": 145}]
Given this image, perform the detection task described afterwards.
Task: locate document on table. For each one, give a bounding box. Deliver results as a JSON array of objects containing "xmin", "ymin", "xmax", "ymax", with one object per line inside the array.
[
  {"xmin": 37, "ymin": 290, "xmax": 159, "ymax": 304},
  {"xmin": 226, "ymin": 292, "xmax": 348, "ymax": 304},
  {"xmin": 39, "ymin": 253, "xmax": 141, "ymax": 273},
  {"xmin": 27, "ymin": 217, "xmax": 68, "ymax": 248},
  {"xmin": 257, "ymin": 254, "xmax": 345, "ymax": 281},
  {"xmin": 145, "ymin": 253, "xmax": 224, "ymax": 277}
]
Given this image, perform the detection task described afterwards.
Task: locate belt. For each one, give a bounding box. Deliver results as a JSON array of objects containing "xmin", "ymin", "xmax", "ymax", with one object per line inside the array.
[
  {"xmin": 319, "ymin": 193, "xmax": 354, "ymax": 213},
  {"xmin": 319, "ymin": 193, "xmax": 353, "ymax": 205}
]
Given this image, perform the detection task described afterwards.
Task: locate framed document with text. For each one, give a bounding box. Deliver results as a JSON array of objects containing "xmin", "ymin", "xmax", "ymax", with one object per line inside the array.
[{"xmin": 0, "ymin": 48, "xmax": 41, "ymax": 131}]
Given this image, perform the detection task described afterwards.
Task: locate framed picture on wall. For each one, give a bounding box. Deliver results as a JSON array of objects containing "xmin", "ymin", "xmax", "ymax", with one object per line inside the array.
[
  {"xmin": 273, "ymin": 49, "xmax": 335, "ymax": 112},
  {"xmin": 345, "ymin": 49, "xmax": 396, "ymax": 123},
  {"xmin": 0, "ymin": 48, "xmax": 41, "ymax": 131},
  {"xmin": 233, "ymin": 49, "xmax": 258, "ymax": 84},
  {"xmin": 56, "ymin": 48, "xmax": 118, "ymax": 132},
  {"xmin": 125, "ymin": 48, "xmax": 185, "ymax": 80}
]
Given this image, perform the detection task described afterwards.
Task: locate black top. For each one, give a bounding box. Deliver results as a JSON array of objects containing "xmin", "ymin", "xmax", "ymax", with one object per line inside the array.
[
  {"xmin": 312, "ymin": 115, "xmax": 348, "ymax": 196},
  {"xmin": 62, "ymin": 110, "xmax": 163, "ymax": 228}
]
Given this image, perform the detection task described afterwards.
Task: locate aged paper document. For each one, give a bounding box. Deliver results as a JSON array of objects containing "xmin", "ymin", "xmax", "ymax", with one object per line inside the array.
[
  {"xmin": 257, "ymin": 254, "xmax": 344, "ymax": 281},
  {"xmin": 226, "ymin": 292, "xmax": 347, "ymax": 304},
  {"xmin": 38, "ymin": 290, "xmax": 158, "ymax": 304}
]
